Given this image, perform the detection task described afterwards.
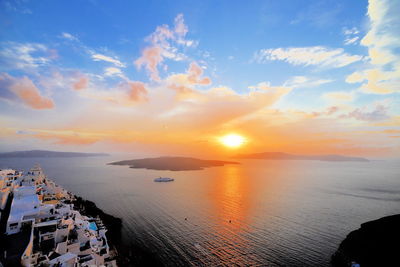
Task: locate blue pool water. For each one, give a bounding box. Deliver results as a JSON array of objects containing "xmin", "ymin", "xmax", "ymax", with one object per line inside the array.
[{"xmin": 89, "ymin": 222, "xmax": 98, "ymax": 231}]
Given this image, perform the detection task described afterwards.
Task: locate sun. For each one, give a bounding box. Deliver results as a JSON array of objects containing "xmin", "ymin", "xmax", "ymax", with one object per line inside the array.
[{"xmin": 219, "ymin": 133, "xmax": 246, "ymax": 148}]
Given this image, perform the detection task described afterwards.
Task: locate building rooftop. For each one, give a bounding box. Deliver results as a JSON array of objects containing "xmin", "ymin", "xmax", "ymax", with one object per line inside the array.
[
  {"xmin": 49, "ymin": 252, "xmax": 77, "ymax": 264},
  {"xmin": 8, "ymin": 193, "xmax": 40, "ymax": 222}
]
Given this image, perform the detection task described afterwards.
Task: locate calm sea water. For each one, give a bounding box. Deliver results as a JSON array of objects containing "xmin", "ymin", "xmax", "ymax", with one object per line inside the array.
[{"xmin": 1, "ymin": 156, "xmax": 399, "ymax": 266}]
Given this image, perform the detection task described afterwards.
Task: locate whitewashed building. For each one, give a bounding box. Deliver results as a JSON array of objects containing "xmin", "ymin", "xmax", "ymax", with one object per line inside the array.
[{"xmin": 1, "ymin": 165, "xmax": 117, "ymax": 267}]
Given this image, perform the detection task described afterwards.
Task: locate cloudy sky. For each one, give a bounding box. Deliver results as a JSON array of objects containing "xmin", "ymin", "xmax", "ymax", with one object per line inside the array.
[{"xmin": 0, "ymin": 0, "xmax": 399, "ymax": 157}]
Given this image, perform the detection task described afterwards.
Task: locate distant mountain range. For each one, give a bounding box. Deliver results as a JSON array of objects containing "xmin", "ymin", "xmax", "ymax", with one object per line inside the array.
[
  {"xmin": 0, "ymin": 150, "xmax": 368, "ymax": 162},
  {"xmin": 109, "ymin": 156, "xmax": 239, "ymax": 171},
  {"xmin": 0, "ymin": 150, "xmax": 109, "ymax": 158},
  {"xmin": 234, "ymin": 152, "xmax": 368, "ymax": 162}
]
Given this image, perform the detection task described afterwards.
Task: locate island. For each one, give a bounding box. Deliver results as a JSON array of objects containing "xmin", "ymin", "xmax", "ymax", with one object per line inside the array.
[
  {"xmin": 0, "ymin": 150, "xmax": 109, "ymax": 158},
  {"xmin": 234, "ymin": 152, "xmax": 368, "ymax": 162},
  {"xmin": 108, "ymin": 156, "xmax": 239, "ymax": 171},
  {"xmin": 331, "ymin": 214, "xmax": 400, "ymax": 267}
]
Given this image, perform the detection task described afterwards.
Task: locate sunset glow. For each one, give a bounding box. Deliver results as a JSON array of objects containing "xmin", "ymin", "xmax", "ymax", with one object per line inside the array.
[
  {"xmin": 0, "ymin": 0, "xmax": 399, "ymax": 158},
  {"xmin": 219, "ymin": 134, "xmax": 246, "ymax": 148},
  {"xmin": 1, "ymin": 1, "xmax": 400, "ymax": 266}
]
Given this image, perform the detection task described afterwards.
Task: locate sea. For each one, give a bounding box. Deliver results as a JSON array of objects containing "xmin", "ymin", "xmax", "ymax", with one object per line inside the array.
[{"xmin": 1, "ymin": 156, "xmax": 399, "ymax": 266}]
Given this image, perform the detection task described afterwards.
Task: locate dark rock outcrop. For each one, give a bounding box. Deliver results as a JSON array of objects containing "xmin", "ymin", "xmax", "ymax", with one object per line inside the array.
[
  {"xmin": 332, "ymin": 214, "xmax": 400, "ymax": 266},
  {"xmin": 72, "ymin": 196, "xmax": 164, "ymax": 266},
  {"xmin": 72, "ymin": 196, "xmax": 122, "ymax": 248}
]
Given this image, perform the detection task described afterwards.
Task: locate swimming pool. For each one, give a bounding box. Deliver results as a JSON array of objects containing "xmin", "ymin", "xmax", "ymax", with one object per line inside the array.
[{"xmin": 89, "ymin": 222, "xmax": 97, "ymax": 231}]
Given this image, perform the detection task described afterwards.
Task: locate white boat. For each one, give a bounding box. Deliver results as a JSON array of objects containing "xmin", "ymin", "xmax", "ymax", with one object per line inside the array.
[{"xmin": 154, "ymin": 177, "xmax": 174, "ymax": 182}]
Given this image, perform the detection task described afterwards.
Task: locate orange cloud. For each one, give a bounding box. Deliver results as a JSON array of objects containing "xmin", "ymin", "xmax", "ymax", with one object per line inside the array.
[
  {"xmin": 73, "ymin": 76, "xmax": 89, "ymax": 90},
  {"xmin": 187, "ymin": 62, "xmax": 211, "ymax": 85},
  {"xmin": 383, "ymin": 129, "xmax": 400, "ymax": 134},
  {"xmin": 166, "ymin": 61, "xmax": 211, "ymax": 99},
  {"xmin": 158, "ymin": 84, "xmax": 292, "ymax": 132},
  {"xmin": 4, "ymin": 95, "xmax": 398, "ymax": 158},
  {"xmin": 127, "ymin": 81, "xmax": 148, "ymax": 102},
  {"xmin": 36, "ymin": 133, "xmax": 99, "ymax": 145},
  {"xmin": 134, "ymin": 46, "xmax": 163, "ymax": 81},
  {"xmin": 134, "ymin": 14, "xmax": 193, "ymax": 81},
  {"xmin": 2, "ymin": 66, "xmax": 397, "ymax": 158},
  {"xmin": 174, "ymin": 14, "xmax": 188, "ymax": 37},
  {"xmin": 167, "ymin": 83, "xmax": 197, "ymax": 100},
  {"xmin": 21, "ymin": 81, "xmax": 291, "ymax": 151},
  {"xmin": 28, "ymin": 129, "xmax": 102, "ymax": 145},
  {"xmin": 311, "ymin": 106, "xmax": 339, "ymax": 117},
  {"xmin": 0, "ymin": 73, "xmax": 54, "ymax": 109}
]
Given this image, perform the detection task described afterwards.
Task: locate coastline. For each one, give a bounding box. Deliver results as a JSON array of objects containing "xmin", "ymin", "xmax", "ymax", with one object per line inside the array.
[
  {"xmin": 0, "ymin": 165, "xmax": 164, "ymax": 267},
  {"xmin": 1, "ymin": 166, "xmax": 120, "ymax": 266},
  {"xmin": 72, "ymin": 196, "xmax": 164, "ymax": 266}
]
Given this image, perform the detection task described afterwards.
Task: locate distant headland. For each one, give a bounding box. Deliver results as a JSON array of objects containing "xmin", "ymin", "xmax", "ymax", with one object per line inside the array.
[
  {"xmin": 0, "ymin": 150, "xmax": 109, "ymax": 158},
  {"xmin": 234, "ymin": 152, "xmax": 368, "ymax": 162},
  {"xmin": 109, "ymin": 156, "xmax": 239, "ymax": 171}
]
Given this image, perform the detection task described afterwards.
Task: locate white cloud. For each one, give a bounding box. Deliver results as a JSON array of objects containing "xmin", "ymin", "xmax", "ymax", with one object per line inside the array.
[
  {"xmin": 0, "ymin": 42, "xmax": 51, "ymax": 71},
  {"xmin": 58, "ymin": 33, "xmax": 127, "ymax": 71},
  {"xmin": 361, "ymin": 0, "xmax": 400, "ymax": 63},
  {"xmin": 345, "ymin": 0, "xmax": 400, "ymax": 94},
  {"xmin": 2, "ymin": 1, "xmax": 32, "ymax": 14},
  {"xmin": 91, "ymin": 53, "xmax": 126, "ymax": 68},
  {"xmin": 323, "ymin": 91, "xmax": 355, "ymax": 102},
  {"xmin": 343, "ymin": 27, "xmax": 360, "ymax": 45},
  {"xmin": 354, "ymin": 69, "xmax": 399, "ymax": 95},
  {"xmin": 104, "ymin": 67, "xmax": 127, "ymax": 79},
  {"xmin": 135, "ymin": 13, "xmax": 196, "ymax": 81},
  {"xmin": 343, "ymin": 27, "xmax": 360, "ymax": 36},
  {"xmin": 254, "ymin": 46, "xmax": 363, "ymax": 68},
  {"xmin": 60, "ymin": 32, "xmax": 79, "ymax": 41},
  {"xmin": 346, "ymin": 72, "xmax": 364, "ymax": 83},
  {"xmin": 283, "ymin": 76, "xmax": 333, "ymax": 88},
  {"xmin": 344, "ymin": 36, "xmax": 359, "ymax": 45}
]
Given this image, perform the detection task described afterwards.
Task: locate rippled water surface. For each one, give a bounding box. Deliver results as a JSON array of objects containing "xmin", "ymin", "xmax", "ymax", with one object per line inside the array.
[{"xmin": 2, "ymin": 156, "xmax": 400, "ymax": 266}]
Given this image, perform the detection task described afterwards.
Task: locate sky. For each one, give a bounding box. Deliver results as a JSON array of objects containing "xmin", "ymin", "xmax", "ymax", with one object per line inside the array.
[{"xmin": 0, "ymin": 0, "xmax": 399, "ymax": 158}]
